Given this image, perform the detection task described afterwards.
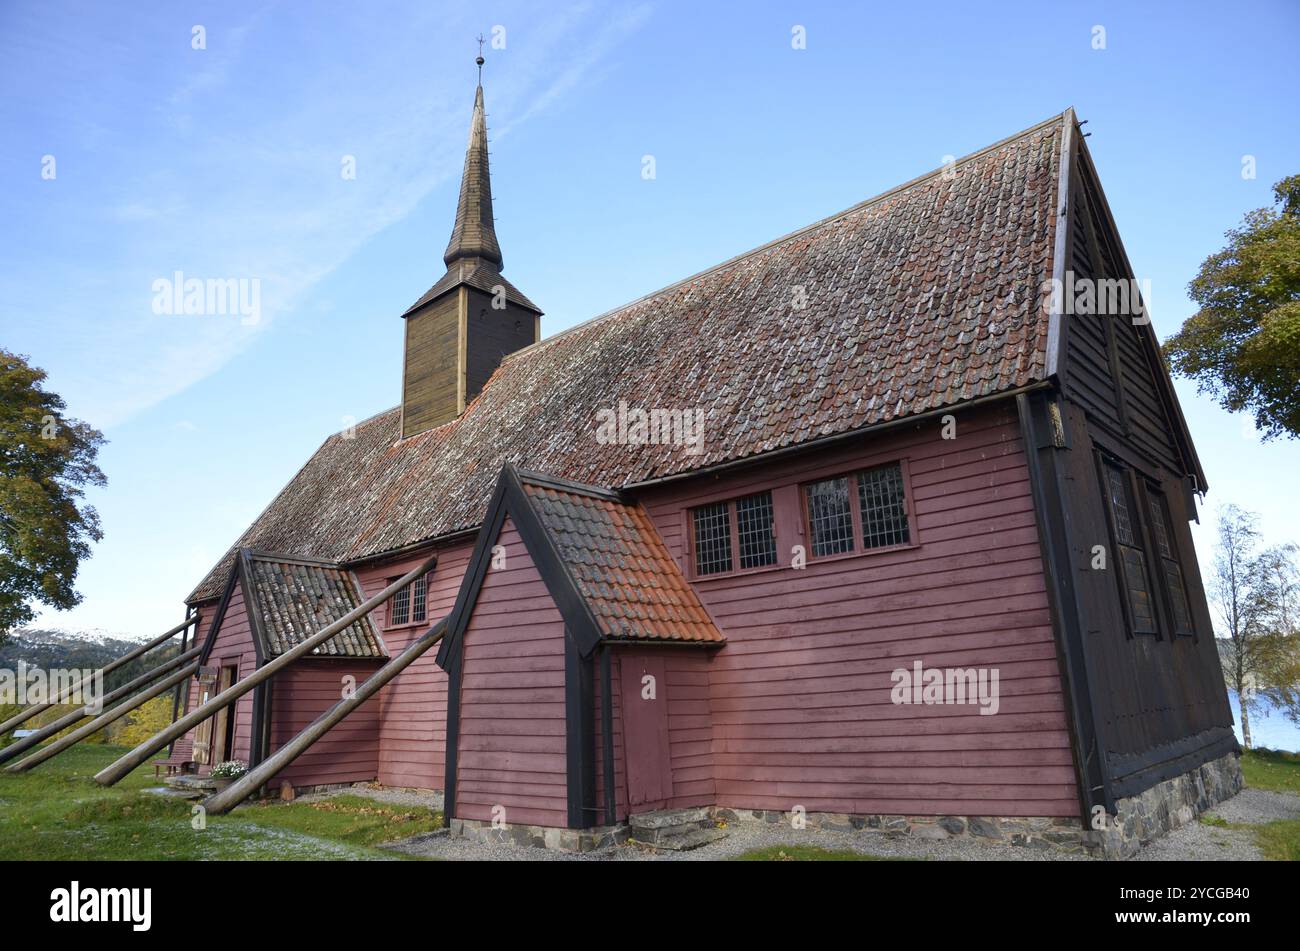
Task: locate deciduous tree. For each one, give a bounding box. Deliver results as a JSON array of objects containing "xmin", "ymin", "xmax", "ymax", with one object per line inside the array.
[
  {"xmin": 0, "ymin": 351, "xmax": 105, "ymax": 641},
  {"xmin": 1165, "ymin": 175, "xmax": 1300, "ymax": 440}
]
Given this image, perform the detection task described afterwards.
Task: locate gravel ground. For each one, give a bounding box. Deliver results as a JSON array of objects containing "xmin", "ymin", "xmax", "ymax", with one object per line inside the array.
[
  {"xmin": 381, "ymin": 822, "xmax": 1094, "ymax": 862},
  {"xmin": 1132, "ymin": 787, "xmax": 1300, "ymax": 862},
  {"xmin": 327, "ymin": 783, "xmax": 1300, "ymax": 862}
]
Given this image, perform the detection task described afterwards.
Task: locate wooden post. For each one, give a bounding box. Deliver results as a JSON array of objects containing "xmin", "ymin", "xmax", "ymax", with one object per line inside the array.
[
  {"xmin": 0, "ymin": 616, "xmax": 199, "ymax": 736},
  {"xmin": 94, "ymin": 552, "xmax": 438, "ymax": 787},
  {"xmin": 5, "ymin": 662, "xmax": 202, "ymax": 773},
  {"xmin": 203, "ymin": 618, "xmax": 446, "ymax": 814},
  {"xmin": 0, "ymin": 645, "xmax": 203, "ymax": 766}
]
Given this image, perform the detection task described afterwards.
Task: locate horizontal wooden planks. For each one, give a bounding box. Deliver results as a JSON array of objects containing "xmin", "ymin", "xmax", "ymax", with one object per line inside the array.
[
  {"xmin": 453, "ymin": 517, "xmax": 569, "ymax": 827},
  {"xmin": 360, "ymin": 541, "xmax": 468, "ymax": 790},
  {"xmin": 640, "ymin": 402, "xmax": 1080, "ymax": 817},
  {"xmin": 268, "ymin": 659, "xmax": 385, "ymax": 787}
]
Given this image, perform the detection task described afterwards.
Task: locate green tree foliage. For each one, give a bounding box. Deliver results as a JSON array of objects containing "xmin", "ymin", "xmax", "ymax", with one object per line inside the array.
[
  {"xmin": 1164, "ymin": 175, "xmax": 1300, "ymax": 440},
  {"xmin": 0, "ymin": 351, "xmax": 105, "ymax": 640},
  {"xmin": 105, "ymin": 694, "xmax": 177, "ymax": 747}
]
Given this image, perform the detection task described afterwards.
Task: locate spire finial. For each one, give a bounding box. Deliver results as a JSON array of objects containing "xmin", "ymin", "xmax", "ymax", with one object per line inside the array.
[{"xmin": 475, "ymin": 34, "xmax": 485, "ymax": 83}]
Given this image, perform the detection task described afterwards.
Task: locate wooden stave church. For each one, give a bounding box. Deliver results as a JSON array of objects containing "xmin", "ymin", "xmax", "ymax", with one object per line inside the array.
[{"xmin": 170, "ymin": 75, "xmax": 1240, "ymax": 854}]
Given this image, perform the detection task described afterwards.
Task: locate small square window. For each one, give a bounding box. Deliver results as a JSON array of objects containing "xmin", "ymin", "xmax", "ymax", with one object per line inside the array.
[
  {"xmin": 736, "ymin": 492, "xmax": 777, "ymax": 569},
  {"xmin": 806, "ymin": 477, "xmax": 854, "ymax": 557},
  {"xmin": 1147, "ymin": 491, "xmax": 1194, "ymax": 637},
  {"xmin": 411, "ymin": 574, "xmax": 427, "ymax": 623},
  {"xmin": 858, "ymin": 463, "xmax": 910, "ymax": 549},
  {"xmin": 692, "ymin": 502, "xmax": 733, "ymax": 575},
  {"xmin": 389, "ymin": 584, "xmax": 410, "ymax": 626},
  {"xmin": 1102, "ymin": 462, "xmax": 1157, "ymax": 636}
]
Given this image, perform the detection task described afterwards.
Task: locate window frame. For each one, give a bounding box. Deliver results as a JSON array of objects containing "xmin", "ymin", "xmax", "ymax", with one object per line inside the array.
[
  {"xmin": 1141, "ymin": 483, "xmax": 1197, "ymax": 639},
  {"xmin": 1096, "ymin": 454, "xmax": 1161, "ymax": 638},
  {"xmin": 800, "ymin": 459, "xmax": 916, "ymax": 565},
  {"xmin": 687, "ymin": 490, "xmax": 779, "ymax": 579},
  {"xmin": 385, "ymin": 572, "xmax": 431, "ymax": 629}
]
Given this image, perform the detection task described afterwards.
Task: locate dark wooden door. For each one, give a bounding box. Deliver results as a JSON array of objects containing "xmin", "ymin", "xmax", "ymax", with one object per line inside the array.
[{"xmin": 619, "ymin": 654, "xmax": 672, "ymax": 808}]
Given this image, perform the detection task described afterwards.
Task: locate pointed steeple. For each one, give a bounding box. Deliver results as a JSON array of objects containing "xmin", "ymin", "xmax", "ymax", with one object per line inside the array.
[
  {"xmin": 398, "ymin": 54, "xmax": 541, "ymax": 440},
  {"xmin": 443, "ymin": 82, "xmax": 503, "ymax": 269}
]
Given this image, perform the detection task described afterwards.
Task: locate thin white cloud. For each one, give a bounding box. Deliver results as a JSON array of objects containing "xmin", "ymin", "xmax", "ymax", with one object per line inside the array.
[{"xmin": 5, "ymin": 3, "xmax": 650, "ymax": 432}]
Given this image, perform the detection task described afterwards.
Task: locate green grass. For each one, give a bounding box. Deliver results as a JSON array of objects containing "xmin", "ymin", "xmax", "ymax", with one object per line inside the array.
[
  {"xmin": 235, "ymin": 795, "xmax": 442, "ymax": 848},
  {"xmin": 0, "ymin": 743, "xmax": 440, "ymax": 861},
  {"xmin": 1254, "ymin": 819, "xmax": 1300, "ymax": 861},
  {"xmin": 1241, "ymin": 748, "xmax": 1300, "ymax": 794},
  {"xmin": 732, "ymin": 844, "xmax": 912, "ymax": 861}
]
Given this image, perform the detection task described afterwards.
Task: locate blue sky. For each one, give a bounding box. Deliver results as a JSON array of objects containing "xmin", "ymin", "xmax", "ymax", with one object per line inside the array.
[{"xmin": 2, "ymin": 0, "xmax": 1298, "ymax": 638}]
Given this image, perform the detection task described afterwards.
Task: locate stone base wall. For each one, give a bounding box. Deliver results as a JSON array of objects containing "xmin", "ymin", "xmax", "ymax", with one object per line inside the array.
[
  {"xmin": 711, "ymin": 808, "xmax": 1091, "ymax": 853},
  {"xmin": 449, "ymin": 817, "xmax": 629, "ymax": 853},
  {"xmin": 445, "ymin": 751, "xmax": 1243, "ymax": 857},
  {"xmin": 1093, "ymin": 751, "xmax": 1243, "ymax": 859}
]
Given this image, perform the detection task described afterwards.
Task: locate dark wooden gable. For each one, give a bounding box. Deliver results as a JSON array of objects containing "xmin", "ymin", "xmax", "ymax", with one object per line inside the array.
[{"xmin": 1057, "ymin": 126, "xmax": 1206, "ymax": 489}]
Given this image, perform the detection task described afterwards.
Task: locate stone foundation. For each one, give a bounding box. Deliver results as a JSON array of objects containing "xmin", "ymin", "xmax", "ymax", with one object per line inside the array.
[
  {"xmin": 711, "ymin": 807, "xmax": 1092, "ymax": 853},
  {"xmin": 1093, "ymin": 750, "xmax": 1243, "ymax": 859},
  {"xmin": 445, "ymin": 751, "xmax": 1244, "ymax": 857},
  {"xmin": 449, "ymin": 817, "xmax": 629, "ymax": 853}
]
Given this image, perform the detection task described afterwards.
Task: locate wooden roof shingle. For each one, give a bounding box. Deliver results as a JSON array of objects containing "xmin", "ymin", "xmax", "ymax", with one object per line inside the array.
[
  {"xmin": 189, "ymin": 112, "xmax": 1067, "ymax": 603},
  {"xmin": 242, "ymin": 552, "xmax": 387, "ymax": 659}
]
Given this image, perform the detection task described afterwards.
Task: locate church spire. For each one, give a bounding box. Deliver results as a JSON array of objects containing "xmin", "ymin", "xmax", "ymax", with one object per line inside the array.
[
  {"xmin": 443, "ymin": 57, "xmax": 502, "ymax": 269},
  {"xmin": 399, "ymin": 51, "xmax": 540, "ymax": 440}
]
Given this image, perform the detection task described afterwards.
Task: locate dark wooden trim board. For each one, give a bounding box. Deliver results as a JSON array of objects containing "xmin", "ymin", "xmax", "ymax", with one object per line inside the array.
[{"xmin": 1017, "ymin": 390, "xmax": 1112, "ymax": 820}]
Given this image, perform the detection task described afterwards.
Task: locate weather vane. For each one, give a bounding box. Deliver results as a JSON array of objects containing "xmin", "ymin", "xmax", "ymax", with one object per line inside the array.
[{"xmin": 476, "ymin": 34, "xmax": 485, "ymax": 80}]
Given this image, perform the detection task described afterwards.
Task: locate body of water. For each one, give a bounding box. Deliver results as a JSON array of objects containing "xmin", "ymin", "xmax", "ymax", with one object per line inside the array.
[{"xmin": 1228, "ymin": 692, "xmax": 1300, "ymax": 752}]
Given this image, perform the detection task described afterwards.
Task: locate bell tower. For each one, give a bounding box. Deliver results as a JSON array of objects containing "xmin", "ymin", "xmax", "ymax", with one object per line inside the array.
[{"xmin": 400, "ymin": 55, "xmax": 541, "ymax": 438}]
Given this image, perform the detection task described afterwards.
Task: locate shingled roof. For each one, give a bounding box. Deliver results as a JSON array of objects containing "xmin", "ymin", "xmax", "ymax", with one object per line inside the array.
[
  {"xmin": 241, "ymin": 551, "xmax": 386, "ymax": 659},
  {"xmin": 437, "ymin": 468, "xmax": 722, "ymax": 669},
  {"xmin": 190, "ymin": 111, "xmax": 1068, "ymax": 603},
  {"xmin": 519, "ymin": 473, "xmax": 723, "ymax": 645}
]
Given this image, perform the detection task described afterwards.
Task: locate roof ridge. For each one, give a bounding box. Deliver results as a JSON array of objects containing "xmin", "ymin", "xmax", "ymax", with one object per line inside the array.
[
  {"xmin": 504, "ymin": 109, "xmax": 1070, "ymax": 364},
  {"xmin": 242, "ymin": 548, "xmax": 343, "ymax": 568},
  {"xmin": 514, "ymin": 467, "xmax": 623, "ymax": 501}
]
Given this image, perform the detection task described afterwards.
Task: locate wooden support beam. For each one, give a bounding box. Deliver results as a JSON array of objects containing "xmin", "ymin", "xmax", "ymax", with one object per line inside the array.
[
  {"xmin": 94, "ymin": 552, "xmax": 438, "ymax": 787},
  {"xmin": 0, "ymin": 645, "xmax": 203, "ymax": 766},
  {"xmin": 203, "ymin": 618, "xmax": 447, "ymax": 815},
  {"xmin": 5, "ymin": 662, "xmax": 202, "ymax": 773}
]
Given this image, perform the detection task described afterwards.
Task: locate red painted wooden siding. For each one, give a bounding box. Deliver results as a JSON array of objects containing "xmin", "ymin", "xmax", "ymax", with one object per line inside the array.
[
  {"xmin": 639, "ymin": 402, "xmax": 1079, "ymax": 818},
  {"xmin": 267, "ymin": 658, "xmax": 384, "ymax": 787},
  {"xmin": 355, "ymin": 540, "xmax": 470, "ymax": 790},
  {"xmin": 180, "ymin": 583, "xmax": 257, "ymax": 772},
  {"xmin": 597, "ymin": 649, "xmax": 716, "ymax": 821},
  {"xmin": 620, "ymin": 653, "xmax": 672, "ymax": 806},
  {"xmin": 453, "ymin": 517, "xmax": 569, "ymax": 828}
]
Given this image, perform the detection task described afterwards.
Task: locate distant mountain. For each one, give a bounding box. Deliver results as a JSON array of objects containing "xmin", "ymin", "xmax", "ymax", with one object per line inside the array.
[{"xmin": 0, "ymin": 627, "xmax": 188, "ymax": 692}]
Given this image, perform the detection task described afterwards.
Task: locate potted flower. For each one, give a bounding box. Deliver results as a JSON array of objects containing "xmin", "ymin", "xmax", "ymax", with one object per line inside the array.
[{"xmin": 209, "ymin": 760, "xmax": 248, "ymax": 791}]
